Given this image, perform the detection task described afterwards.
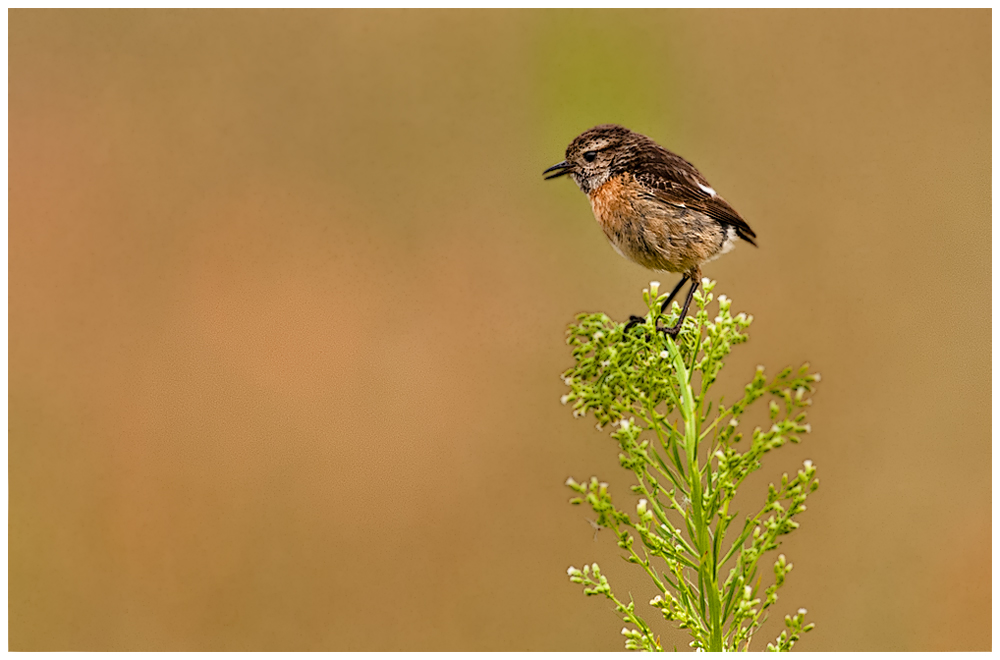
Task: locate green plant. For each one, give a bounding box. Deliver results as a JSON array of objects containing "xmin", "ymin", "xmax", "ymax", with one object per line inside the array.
[{"xmin": 562, "ymin": 280, "xmax": 820, "ymax": 652}]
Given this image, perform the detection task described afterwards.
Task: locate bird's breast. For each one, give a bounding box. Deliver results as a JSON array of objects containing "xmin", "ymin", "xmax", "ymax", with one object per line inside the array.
[
  {"xmin": 587, "ymin": 174, "xmax": 636, "ymax": 236},
  {"xmin": 587, "ymin": 173, "xmax": 666, "ymax": 269}
]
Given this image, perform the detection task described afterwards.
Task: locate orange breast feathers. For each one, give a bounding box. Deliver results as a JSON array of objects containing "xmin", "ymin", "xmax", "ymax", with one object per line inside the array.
[{"xmin": 587, "ymin": 174, "xmax": 638, "ymax": 235}]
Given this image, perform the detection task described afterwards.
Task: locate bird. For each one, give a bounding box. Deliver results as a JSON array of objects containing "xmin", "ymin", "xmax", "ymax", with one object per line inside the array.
[{"xmin": 543, "ymin": 124, "xmax": 756, "ymax": 336}]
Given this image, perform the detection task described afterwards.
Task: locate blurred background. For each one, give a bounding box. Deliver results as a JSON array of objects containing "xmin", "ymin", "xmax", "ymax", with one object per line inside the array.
[{"xmin": 9, "ymin": 9, "xmax": 990, "ymax": 651}]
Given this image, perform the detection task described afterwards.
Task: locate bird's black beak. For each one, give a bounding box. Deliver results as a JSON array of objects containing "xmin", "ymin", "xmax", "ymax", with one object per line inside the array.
[{"xmin": 543, "ymin": 160, "xmax": 573, "ymax": 180}]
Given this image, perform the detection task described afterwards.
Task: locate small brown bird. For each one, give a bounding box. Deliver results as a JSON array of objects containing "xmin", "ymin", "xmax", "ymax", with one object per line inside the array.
[{"xmin": 544, "ymin": 124, "xmax": 756, "ymax": 336}]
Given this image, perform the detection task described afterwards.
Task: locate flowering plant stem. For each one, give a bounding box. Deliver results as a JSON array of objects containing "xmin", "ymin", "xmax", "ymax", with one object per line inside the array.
[{"xmin": 563, "ymin": 280, "xmax": 819, "ymax": 651}]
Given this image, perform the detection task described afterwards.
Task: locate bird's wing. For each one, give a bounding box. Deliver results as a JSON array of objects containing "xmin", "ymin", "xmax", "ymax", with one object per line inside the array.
[{"xmin": 633, "ymin": 154, "xmax": 758, "ymax": 246}]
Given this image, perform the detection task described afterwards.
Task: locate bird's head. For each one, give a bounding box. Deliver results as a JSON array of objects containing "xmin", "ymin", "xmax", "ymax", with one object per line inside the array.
[{"xmin": 543, "ymin": 124, "xmax": 645, "ymax": 194}]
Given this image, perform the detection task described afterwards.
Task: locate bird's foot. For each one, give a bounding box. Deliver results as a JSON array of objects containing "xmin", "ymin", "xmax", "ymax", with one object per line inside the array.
[
  {"xmin": 626, "ymin": 315, "xmax": 684, "ymax": 340},
  {"xmin": 656, "ymin": 323, "xmax": 681, "ymax": 338},
  {"xmin": 624, "ymin": 315, "xmax": 647, "ymax": 333}
]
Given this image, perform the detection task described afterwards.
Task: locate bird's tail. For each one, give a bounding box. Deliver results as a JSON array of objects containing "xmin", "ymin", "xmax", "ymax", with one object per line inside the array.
[{"xmin": 736, "ymin": 225, "xmax": 758, "ymax": 247}]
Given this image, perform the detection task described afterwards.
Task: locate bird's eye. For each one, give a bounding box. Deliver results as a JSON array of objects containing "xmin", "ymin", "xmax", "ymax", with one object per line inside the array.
[{"xmin": 583, "ymin": 150, "xmax": 598, "ymax": 162}]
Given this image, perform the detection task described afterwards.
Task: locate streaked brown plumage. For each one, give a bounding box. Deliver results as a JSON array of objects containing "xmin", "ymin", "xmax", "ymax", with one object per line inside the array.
[{"xmin": 544, "ymin": 124, "xmax": 756, "ymax": 335}]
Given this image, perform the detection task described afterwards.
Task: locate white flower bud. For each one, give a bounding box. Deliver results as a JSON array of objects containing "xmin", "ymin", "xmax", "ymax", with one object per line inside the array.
[
  {"xmin": 813, "ymin": 373, "xmax": 821, "ymax": 382},
  {"xmin": 567, "ymin": 566, "xmax": 577, "ymax": 575},
  {"xmin": 620, "ymin": 420, "xmax": 630, "ymax": 431},
  {"xmin": 803, "ymin": 460, "xmax": 814, "ymax": 469},
  {"xmin": 637, "ymin": 499, "xmax": 648, "ymax": 515},
  {"xmin": 560, "ymin": 394, "xmax": 570, "ymax": 405},
  {"xmin": 659, "ymin": 350, "xmax": 670, "ymax": 359},
  {"xmin": 729, "ymin": 418, "xmax": 739, "ymax": 427},
  {"xmin": 798, "ymin": 608, "xmax": 807, "ymax": 615},
  {"xmin": 802, "ymin": 424, "xmax": 812, "ymax": 433}
]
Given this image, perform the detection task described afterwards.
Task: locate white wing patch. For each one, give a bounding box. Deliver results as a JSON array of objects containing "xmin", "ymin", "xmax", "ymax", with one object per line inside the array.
[{"xmin": 697, "ymin": 182, "xmax": 717, "ymax": 197}]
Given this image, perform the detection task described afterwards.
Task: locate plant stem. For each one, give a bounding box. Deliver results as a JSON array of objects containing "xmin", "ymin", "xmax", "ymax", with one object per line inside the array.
[{"xmin": 664, "ymin": 335, "xmax": 724, "ymax": 652}]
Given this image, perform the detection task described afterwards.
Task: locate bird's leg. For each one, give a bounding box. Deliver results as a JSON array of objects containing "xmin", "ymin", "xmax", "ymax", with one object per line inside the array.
[
  {"xmin": 657, "ymin": 278, "xmax": 700, "ymax": 338},
  {"xmin": 659, "ymin": 275, "xmax": 690, "ymax": 315},
  {"xmin": 625, "ymin": 275, "xmax": 690, "ymax": 334}
]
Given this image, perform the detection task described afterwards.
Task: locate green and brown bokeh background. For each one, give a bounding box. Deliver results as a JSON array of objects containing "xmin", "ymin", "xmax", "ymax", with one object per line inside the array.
[{"xmin": 10, "ymin": 10, "xmax": 990, "ymax": 651}]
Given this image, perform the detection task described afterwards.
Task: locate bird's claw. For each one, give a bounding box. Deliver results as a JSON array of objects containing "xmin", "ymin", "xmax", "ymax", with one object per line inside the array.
[
  {"xmin": 624, "ymin": 315, "xmax": 647, "ymax": 333},
  {"xmin": 656, "ymin": 323, "xmax": 681, "ymax": 337},
  {"xmin": 625, "ymin": 313, "xmax": 684, "ymax": 340}
]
